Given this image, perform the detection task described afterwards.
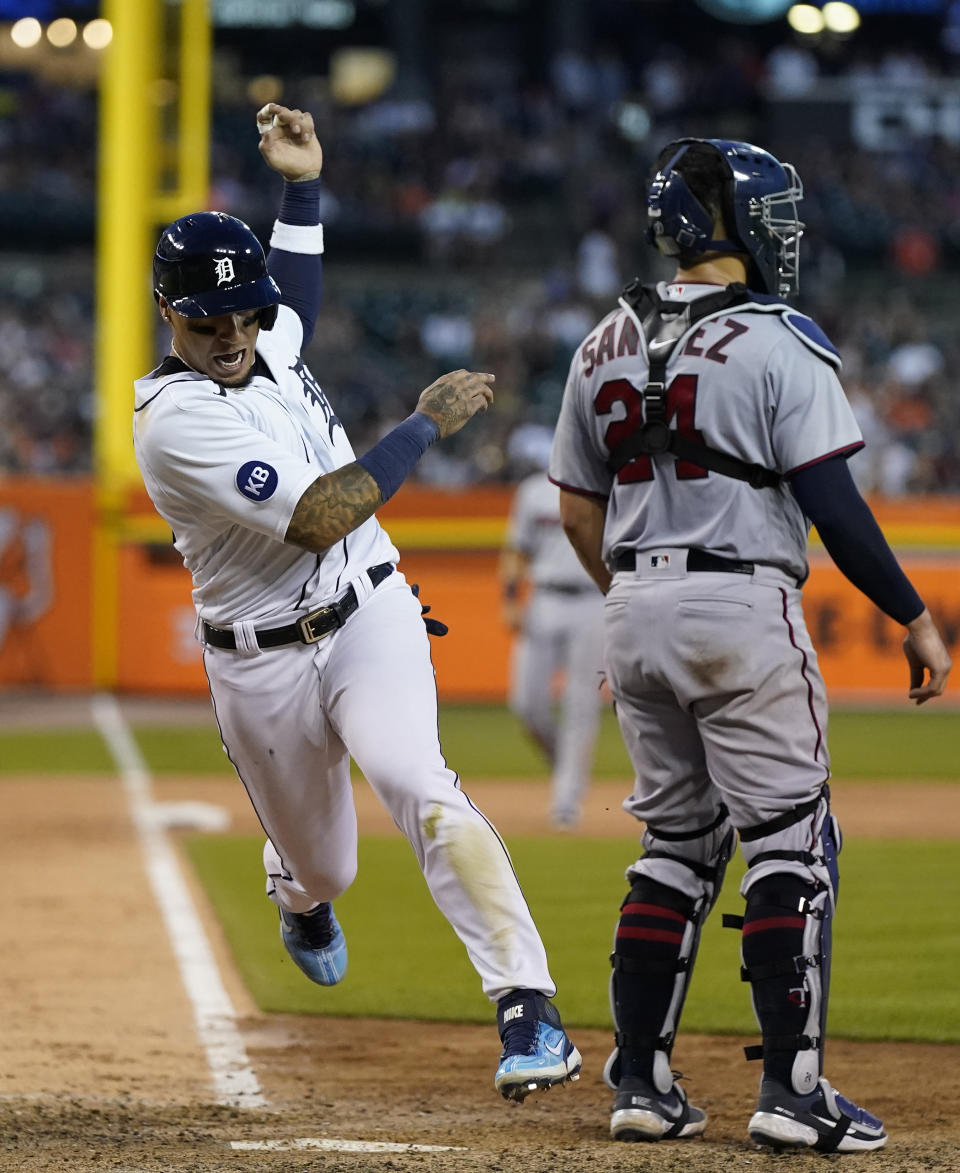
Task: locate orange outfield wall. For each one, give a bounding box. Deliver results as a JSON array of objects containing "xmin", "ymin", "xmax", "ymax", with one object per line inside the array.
[
  {"xmin": 0, "ymin": 479, "xmax": 94, "ymax": 689},
  {"xmin": 0, "ymin": 479, "xmax": 958, "ymax": 701}
]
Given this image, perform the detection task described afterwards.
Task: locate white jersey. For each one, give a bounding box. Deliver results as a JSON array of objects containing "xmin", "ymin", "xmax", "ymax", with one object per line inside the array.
[
  {"xmin": 133, "ymin": 304, "xmax": 398, "ymax": 626},
  {"xmin": 550, "ymin": 282, "xmax": 863, "ymax": 582},
  {"xmin": 506, "ymin": 471, "xmax": 595, "ymax": 591}
]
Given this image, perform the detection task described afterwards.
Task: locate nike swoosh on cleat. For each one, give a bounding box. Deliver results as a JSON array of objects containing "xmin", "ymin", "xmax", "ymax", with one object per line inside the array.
[{"xmin": 544, "ymin": 1039, "xmax": 565, "ymax": 1056}]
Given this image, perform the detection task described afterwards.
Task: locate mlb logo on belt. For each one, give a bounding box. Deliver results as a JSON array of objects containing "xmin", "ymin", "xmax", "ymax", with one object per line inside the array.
[{"xmin": 650, "ymin": 554, "xmax": 671, "ymax": 569}]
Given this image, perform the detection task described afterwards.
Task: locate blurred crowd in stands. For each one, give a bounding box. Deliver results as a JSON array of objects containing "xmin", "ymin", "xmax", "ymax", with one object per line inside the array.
[{"xmin": 2, "ymin": 24, "xmax": 960, "ymax": 493}]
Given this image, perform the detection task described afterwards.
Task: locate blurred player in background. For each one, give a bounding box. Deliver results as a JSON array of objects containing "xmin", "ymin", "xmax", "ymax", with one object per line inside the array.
[
  {"xmin": 0, "ymin": 508, "xmax": 53, "ymax": 653},
  {"xmin": 551, "ymin": 138, "xmax": 951, "ymax": 1151},
  {"xmin": 133, "ymin": 103, "xmax": 580, "ymax": 1103},
  {"xmin": 500, "ymin": 424, "xmax": 605, "ymax": 829}
]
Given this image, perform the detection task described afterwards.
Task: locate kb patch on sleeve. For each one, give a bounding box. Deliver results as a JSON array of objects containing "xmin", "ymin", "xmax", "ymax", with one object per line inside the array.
[{"xmin": 236, "ymin": 460, "xmax": 279, "ymax": 502}]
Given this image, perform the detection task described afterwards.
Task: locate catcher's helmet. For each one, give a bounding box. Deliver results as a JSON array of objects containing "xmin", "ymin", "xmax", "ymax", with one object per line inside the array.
[
  {"xmin": 153, "ymin": 211, "xmax": 281, "ymax": 328},
  {"xmin": 646, "ymin": 139, "xmax": 804, "ymax": 298}
]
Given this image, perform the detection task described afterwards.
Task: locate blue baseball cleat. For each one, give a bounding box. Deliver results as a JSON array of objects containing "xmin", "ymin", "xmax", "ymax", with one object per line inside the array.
[
  {"xmin": 278, "ymin": 903, "xmax": 347, "ymax": 986},
  {"xmin": 494, "ymin": 989, "xmax": 582, "ymax": 1102}
]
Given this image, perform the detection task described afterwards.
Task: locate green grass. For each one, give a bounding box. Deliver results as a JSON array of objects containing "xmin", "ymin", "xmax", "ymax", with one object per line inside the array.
[
  {"xmin": 185, "ymin": 833, "xmax": 960, "ymax": 1044},
  {"xmin": 824, "ymin": 709, "xmax": 960, "ymax": 781},
  {"xmin": 0, "ymin": 728, "xmax": 115, "ymax": 772},
  {"xmin": 0, "ymin": 725, "xmax": 229, "ymax": 774},
  {"xmin": 5, "ymin": 704, "xmax": 955, "ymax": 1044},
  {"xmin": 132, "ymin": 726, "xmax": 233, "ymax": 773},
  {"xmin": 2, "ymin": 705, "xmax": 959, "ymax": 780},
  {"xmin": 435, "ymin": 705, "xmax": 633, "ymax": 780},
  {"xmin": 443, "ymin": 704, "xmax": 960, "ymax": 781}
]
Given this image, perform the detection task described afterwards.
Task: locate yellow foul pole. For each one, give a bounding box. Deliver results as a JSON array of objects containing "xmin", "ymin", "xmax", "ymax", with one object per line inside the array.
[
  {"xmin": 93, "ymin": 0, "xmax": 210, "ymax": 688},
  {"xmin": 177, "ymin": 0, "xmax": 212, "ymax": 212},
  {"xmin": 155, "ymin": 0, "xmax": 212, "ymax": 223}
]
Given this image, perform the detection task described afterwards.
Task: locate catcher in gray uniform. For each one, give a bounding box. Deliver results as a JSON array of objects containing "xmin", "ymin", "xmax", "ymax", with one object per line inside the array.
[
  {"xmin": 500, "ymin": 426, "xmax": 604, "ymax": 829},
  {"xmin": 550, "ymin": 139, "xmax": 952, "ymax": 1152}
]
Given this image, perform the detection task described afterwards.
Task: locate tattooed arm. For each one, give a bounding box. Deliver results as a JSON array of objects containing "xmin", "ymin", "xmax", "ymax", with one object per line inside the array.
[
  {"xmin": 285, "ymin": 368, "xmax": 494, "ymax": 553},
  {"xmin": 285, "ymin": 463, "xmax": 380, "ymax": 552}
]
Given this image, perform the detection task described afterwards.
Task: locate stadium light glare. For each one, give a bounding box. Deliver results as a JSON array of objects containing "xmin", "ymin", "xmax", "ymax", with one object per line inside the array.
[
  {"xmin": 83, "ymin": 19, "xmax": 114, "ymax": 50},
  {"xmin": 616, "ymin": 101, "xmax": 652, "ymax": 144},
  {"xmin": 47, "ymin": 17, "xmax": 78, "ymax": 47},
  {"xmin": 10, "ymin": 17, "xmax": 42, "ymax": 48},
  {"xmin": 822, "ymin": 2, "xmax": 861, "ymax": 32},
  {"xmin": 787, "ymin": 4, "xmax": 826, "ymax": 34},
  {"xmin": 330, "ymin": 47, "xmax": 395, "ymax": 105},
  {"xmin": 247, "ymin": 75, "xmax": 283, "ymax": 107}
]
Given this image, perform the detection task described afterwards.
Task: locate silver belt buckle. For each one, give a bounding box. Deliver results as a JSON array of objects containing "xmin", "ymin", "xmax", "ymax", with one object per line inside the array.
[{"xmin": 298, "ymin": 606, "xmax": 335, "ymax": 644}]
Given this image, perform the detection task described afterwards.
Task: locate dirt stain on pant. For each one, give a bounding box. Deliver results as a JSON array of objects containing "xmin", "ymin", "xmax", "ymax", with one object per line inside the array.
[{"xmin": 423, "ymin": 803, "xmax": 515, "ymax": 970}]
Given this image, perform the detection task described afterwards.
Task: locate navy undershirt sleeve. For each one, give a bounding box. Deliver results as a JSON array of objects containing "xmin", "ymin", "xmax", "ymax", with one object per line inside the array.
[
  {"xmin": 358, "ymin": 413, "xmax": 440, "ymax": 503},
  {"xmin": 789, "ymin": 456, "xmax": 924, "ymax": 625},
  {"xmin": 267, "ymin": 179, "xmax": 323, "ymax": 346}
]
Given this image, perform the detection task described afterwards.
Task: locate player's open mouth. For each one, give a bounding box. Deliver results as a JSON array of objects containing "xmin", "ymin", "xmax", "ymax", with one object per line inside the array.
[{"xmin": 214, "ymin": 349, "xmax": 246, "ymax": 373}]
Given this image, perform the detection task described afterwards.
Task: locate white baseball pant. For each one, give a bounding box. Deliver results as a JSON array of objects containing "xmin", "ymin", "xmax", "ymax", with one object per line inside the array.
[{"xmin": 202, "ymin": 568, "xmax": 555, "ymax": 1002}]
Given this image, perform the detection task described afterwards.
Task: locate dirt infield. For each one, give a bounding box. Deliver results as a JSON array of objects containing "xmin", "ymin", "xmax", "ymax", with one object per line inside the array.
[{"xmin": 1, "ymin": 771, "xmax": 958, "ymax": 1172}]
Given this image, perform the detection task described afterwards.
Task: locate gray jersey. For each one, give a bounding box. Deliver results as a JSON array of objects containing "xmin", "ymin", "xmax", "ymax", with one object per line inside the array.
[
  {"xmin": 550, "ymin": 282, "xmax": 863, "ymax": 582},
  {"xmin": 506, "ymin": 471, "xmax": 595, "ymax": 590},
  {"xmin": 133, "ymin": 304, "xmax": 398, "ymax": 626},
  {"xmin": 504, "ymin": 468, "xmax": 603, "ymax": 829}
]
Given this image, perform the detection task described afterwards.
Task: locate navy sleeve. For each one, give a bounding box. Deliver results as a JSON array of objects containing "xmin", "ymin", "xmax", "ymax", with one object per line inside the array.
[
  {"xmin": 267, "ymin": 179, "xmax": 323, "ymax": 347},
  {"xmin": 789, "ymin": 456, "xmax": 924, "ymax": 624}
]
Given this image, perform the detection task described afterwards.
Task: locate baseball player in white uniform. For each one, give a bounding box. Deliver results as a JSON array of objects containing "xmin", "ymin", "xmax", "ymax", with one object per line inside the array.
[
  {"xmin": 132, "ymin": 103, "xmax": 580, "ymax": 1101},
  {"xmin": 501, "ymin": 426, "xmax": 604, "ymax": 828},
  {"xmin": 550, "ymin": 139, "xmax": 951, "ymax": 1150}
]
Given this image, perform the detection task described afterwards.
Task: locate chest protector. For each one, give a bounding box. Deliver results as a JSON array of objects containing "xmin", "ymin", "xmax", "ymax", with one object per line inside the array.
[{"xmin": 608, "ymin": 280, "xmax": 789, "ymax": 490}]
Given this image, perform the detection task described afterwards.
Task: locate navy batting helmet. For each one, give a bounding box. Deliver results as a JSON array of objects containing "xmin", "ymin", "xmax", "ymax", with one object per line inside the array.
[
  {"xmin": 646, "ymin": 139, "xmax": 804, "ymax": 298},
  {"xmin": 153, "ymin": 212, "xmax": 281, "ymax": 328}
]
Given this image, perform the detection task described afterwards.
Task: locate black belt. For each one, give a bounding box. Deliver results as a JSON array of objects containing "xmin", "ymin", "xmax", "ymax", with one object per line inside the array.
[
  {"xmin": 611, "ymin": 549, "xmax": 755, "ymax": 575},
  {"xmin": 202, "ymin": 562, "xmax": 394, "ymax": 650},
  {"xmin": 539, "ymin": 583, "xmax": 595, "ymax": 595}
]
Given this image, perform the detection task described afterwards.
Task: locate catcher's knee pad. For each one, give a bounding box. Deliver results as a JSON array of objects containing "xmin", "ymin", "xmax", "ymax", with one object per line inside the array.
[
  {"xmin": 606, "ymin": 812, "xmax": 735, "ymax": 1093},
  {"xmin": 734, "ymin": 788, "xmax": 841, "ymax": 1095}
]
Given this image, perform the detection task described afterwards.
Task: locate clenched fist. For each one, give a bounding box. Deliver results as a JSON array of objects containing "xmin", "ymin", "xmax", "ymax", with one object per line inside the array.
[{"xmin": 416, "ymin": 370, "xmax": 495, "ymax": 439}]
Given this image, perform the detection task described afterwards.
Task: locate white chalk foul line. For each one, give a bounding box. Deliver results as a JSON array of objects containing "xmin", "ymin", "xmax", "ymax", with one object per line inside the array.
[
  {"xmin": 92, "ymin": 693, "xmax": 265, "ymax": 1109},
  {"xmin": 231, "ymin": 1139, "xmax": 468, "ymax": 1153}
]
